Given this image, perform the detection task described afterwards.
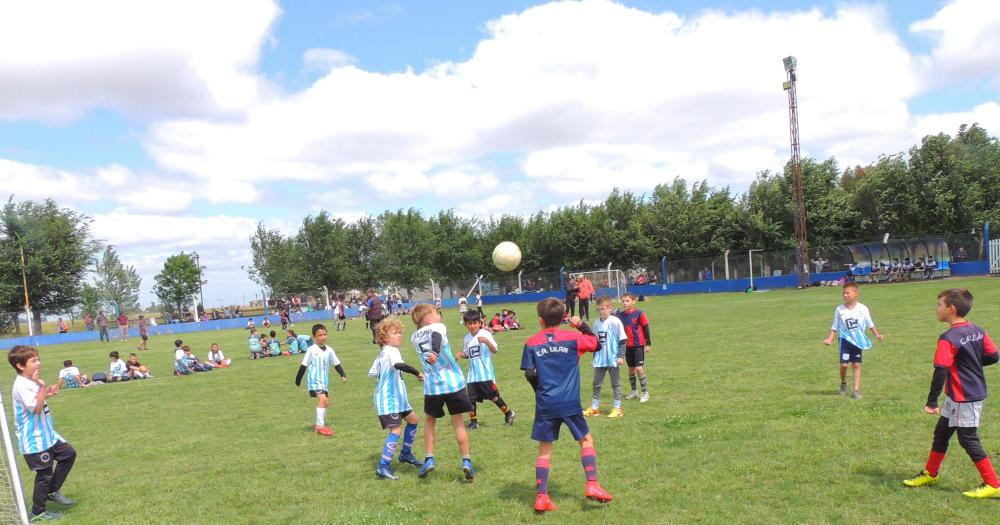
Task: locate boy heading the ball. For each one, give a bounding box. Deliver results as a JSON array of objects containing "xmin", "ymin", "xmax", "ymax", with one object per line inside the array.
[
  {"xmin": 294, "ymin": 324, "xmax": 347, "ymax": 436},
  {"xmin": 522, "ymin": 298, "xmax": 613, "ymax": 513},
  {"xmin": 821, "ymin": 282, "xmax": 883, "ymax": 399},
  {"xmin": 903, "ymin": 288, "xmax": 1000, "ymax": 498}
]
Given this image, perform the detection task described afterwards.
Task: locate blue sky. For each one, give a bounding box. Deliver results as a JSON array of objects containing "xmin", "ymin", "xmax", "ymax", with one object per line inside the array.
[{"xmin": 1, "ymin": 0, "xmax": 997, "ymax": 305}]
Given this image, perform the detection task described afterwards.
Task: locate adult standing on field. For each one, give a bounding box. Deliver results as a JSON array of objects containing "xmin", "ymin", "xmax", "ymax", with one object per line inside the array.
[
  {"xmin": 117, "ymin": 312, "xmax": 129, "ymax": 342},
  {"xmin": 564, "ymin": 277, "xmax": 579, "ymax": 318},
  {"xmin": 97, "ymin": 310, "xmax": 110, "ymax": 342},
  {"xmin": 366, "ymin": 289, "xmax": 385, "ymax": 345},
  {"xmin": 577, "ymin": 275, "xmax": 594, "ymax": 321}
]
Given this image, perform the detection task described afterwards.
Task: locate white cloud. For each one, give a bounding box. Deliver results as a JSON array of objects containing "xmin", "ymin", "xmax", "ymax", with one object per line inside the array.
[
  {"xmin": 302, "ymin": 48, "xmax": 357, "ymax": 71},
  {"xmin": 910, "ymin": 0, "xmax": 1000, "ymax": 89},
  {"xmin": 0, "ymin": 0, "xmax": 280, "ymax": 123}
]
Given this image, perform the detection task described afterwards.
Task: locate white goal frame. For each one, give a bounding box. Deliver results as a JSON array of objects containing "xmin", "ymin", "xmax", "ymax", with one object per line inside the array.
[
  {"xmin": 0, "ymin": 392, "xmax": 29, "ymax": 525},
  {"xmin": 990, "ymin": 239, "xmax": 1000, "ymax": 275},
  {"xmin": 568, "ymin": 267, "xmax": 627, "ymax": 303}
]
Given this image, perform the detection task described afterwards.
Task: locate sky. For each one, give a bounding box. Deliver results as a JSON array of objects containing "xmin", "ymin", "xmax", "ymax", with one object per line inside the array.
[{"xmin": 1, "ymin": 0, "xmax": 998, "ymax": 307}]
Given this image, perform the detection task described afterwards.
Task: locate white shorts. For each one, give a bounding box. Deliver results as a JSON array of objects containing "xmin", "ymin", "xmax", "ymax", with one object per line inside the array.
[{"xmin": 942, "ymin": 396, "xmax": 982, "ymax": 428}]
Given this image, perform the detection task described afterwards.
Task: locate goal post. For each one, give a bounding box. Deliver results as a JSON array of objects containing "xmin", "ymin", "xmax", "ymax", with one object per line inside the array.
[
  {"xmin": 568, "ymin": 267, "xmax": 627, "ymax": 303},
  {"xmin": 0, "ymin": 392, "xmax": 29, "ymax": 525},
  {"xmin": 990, "ymin": 239, "xmax": 1000, "ymax": 275}
]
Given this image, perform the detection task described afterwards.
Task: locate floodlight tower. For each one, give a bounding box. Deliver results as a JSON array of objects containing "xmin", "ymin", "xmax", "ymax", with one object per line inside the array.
[{"xmin": 783, "ymin": 56, "xmax": 809, "ymax": 288}]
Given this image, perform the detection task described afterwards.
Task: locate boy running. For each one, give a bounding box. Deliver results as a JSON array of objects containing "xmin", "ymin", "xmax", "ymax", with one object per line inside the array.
[
  {"xmin": 136, "ymin": 315, "xmax": 149, "ymax": 351},
  {"xmin": 456, "ymin": 311, "xmax": 515, "ymax": 430},
  {"xmin": 617, "ymin": 292, "xmax": 652, "ymax": 402},
  {"xmin": 522, "ymin": 298, "xmax": 612, "ymax": 512},
  {"xmin": 583, "ymin": 296, "xmax": 627, "ymax": 418},
  {"xmin": 822, "ymin": 282, "xmax": 883, "ymax": 399},
  {"xmin": 409, "ymin": 303, "xmax": 475, "ymax": 480},
  {"xmin": 294, "ymin": 324, "xmax": 348, "ymax": 436},
  {"xmin": 903, "ymin": 288, "xmax": 1000, "ymax": 498},
  {"xmin": 368, "ymin": 317, "xmax": 424, "ymax": 480}
]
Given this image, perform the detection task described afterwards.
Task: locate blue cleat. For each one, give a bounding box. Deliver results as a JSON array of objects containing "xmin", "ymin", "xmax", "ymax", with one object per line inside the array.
[
  {"xmin": 418, "ymin": 457, "xmax": 436, "ymax": 478},
  {"xmin": 398, "ymin": 452, "xmax": 423, "ymax": 467},
  {"xmin": 376, "ymin": 465, "xmax": 399, "ymax": 480},
  {"xmin": 462, "ymin": 458, "xmax": 476, "ymax": 481}
]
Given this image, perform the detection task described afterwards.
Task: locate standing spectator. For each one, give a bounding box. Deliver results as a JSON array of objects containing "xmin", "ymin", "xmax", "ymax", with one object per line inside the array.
[
  {"xmin": 116, "ymin": 312, "xmax": 129, "ymax": 342},
  {"xmin": 955, "ymin": 246, "xmax": 968, "ymax": 261},
  {"xmin": 565, "ymin": 277, "xmax": 579, "ymax": 318},
  {"xmin": 57, "ymin": 317, "xmax": 69, "ymax": 334},
  {"xmin": 366, "ymin": 289, "xmax": 385, "ymax": 345},
  {"xmin": 97, "ymin": 310, "xmax": 109, "ymax": 343},
  {"xmin": 703, "ymin": 267, "xmax": 713, "ymax": 281},
  {"xmin": 84, "ymin": 313, "xmax": 94, "ymax": 332},
  {"xmin": 577, "ymin": 274, "xmax": 595, "ymax": 321}
]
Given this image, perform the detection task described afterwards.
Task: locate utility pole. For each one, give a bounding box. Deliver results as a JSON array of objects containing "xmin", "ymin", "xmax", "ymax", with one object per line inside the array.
[
  {"xmin": 194, "ymin": 252, "xmax": 205, "ymax": 314},
  {"xmin": 17, "ymin": 240, "xmax": 33, "ymax": 336},
  {"xmin": 783, "ymin": 56, "xmax": 810, "ymax": 288}
]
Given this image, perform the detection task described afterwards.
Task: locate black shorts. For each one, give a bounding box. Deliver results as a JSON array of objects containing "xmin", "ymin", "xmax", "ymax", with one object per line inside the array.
[
  {"xmin": 378, "ymin": 410, "xmax": 413, "ymax": 429},
  {"xmin": 839, "ymin": 340, "xmax": 863, "ymax": 364},
  {"xmin": 467, "ymin": 381, "xmax": 499, "ymax": 403},
  {"xmin": 309, "ymin": 389, "xmax": 329, "ymax": 397},
  {"xmin": 625, "ymin": 346, "xmax": 645, "ymax": 367},
  {"xmin": 24, "ymin": 441, "xmax": 76, "ymax": 472},
  {"xmin": 141, "ymin": 334, "xmax": 148, "ymax": 341},
  {"xmin": 338, "ymin": 314, "xmax": 346, "ymax": 320},
  {"xmin": 424, "ymin": 390, "xmax": 473, "ymax": 418}
]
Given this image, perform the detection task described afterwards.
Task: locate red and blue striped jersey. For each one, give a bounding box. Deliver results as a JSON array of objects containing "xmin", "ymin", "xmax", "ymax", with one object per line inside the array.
[
  {"xmin": 521, "ymin": 327, "xmax": 598, "ymax": 419},
  {"xmin": 617, "ymin": 308, "xmax": 651, "ymax": 347},
  {"xmin": 934, "ymin": 322, "xmax": 998, "ymax": 402}
]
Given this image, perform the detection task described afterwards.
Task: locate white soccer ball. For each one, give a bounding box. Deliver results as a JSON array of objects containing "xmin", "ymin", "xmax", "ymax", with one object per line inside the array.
[{"xmin": 492, "ymin": 241, "xmax": 522, "ymax": 272}]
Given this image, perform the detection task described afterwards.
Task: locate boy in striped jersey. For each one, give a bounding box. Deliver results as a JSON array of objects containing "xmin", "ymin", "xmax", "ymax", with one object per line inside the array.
[
  {"xmin": 368, "ymin": 317, "xmax": 424, "ymax": 480},
  {"xmin": 822, "ymin": 282, "xmax": 883, "ymax": 399},
  {"xmin": 457, "ymin": 311, "xmax": 514, "ymax": 430},
  {"xmin": 9, "ymin": 345, "xmax": 77, "ymax": 521},
  {"xmin": 295, "ymin": 324, "xmax": 348, "ymax": 437},
  {"xmin": 617, "ymin": 292, "xmax": 652, "ymax": 403},
  {"xmin": 409, "ymin": 303, "xmax": 476, "ymax": 480},
  {"xmin": 583, "ymin": 296, "xmax": 627, "ymax": 418}
]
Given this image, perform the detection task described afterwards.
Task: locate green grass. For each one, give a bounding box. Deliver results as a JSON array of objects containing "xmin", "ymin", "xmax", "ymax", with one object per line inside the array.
[{"xmin": 5, "ymin": 276, "xmax": 1000, "ymax": 524}]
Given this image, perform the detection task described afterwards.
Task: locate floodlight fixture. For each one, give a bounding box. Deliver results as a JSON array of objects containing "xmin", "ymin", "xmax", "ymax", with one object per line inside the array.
[{"xmin": 783, "ymin": 56, "xmax": 797, "ymax": 73}]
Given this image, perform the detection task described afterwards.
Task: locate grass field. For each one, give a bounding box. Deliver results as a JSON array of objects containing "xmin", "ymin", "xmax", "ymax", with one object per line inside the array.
[{"xmin": 5, "ymin": 276, "xmax": 1000, "ymax": 524}]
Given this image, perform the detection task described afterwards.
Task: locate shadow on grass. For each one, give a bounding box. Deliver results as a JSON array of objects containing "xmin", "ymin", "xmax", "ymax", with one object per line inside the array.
[
  {"xmin": 802, "ymin": 390, "xmax": 840, "ymax": 396},
  {"xmin": 854, "ymin": 466, "xmax": 949, "ymax": 492}
]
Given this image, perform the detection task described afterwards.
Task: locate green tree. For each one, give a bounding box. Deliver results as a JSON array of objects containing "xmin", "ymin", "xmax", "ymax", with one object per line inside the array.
[
  {"xmin": 297, "ymin": 211, "xmax": 354, "ymax": 293},
  {"xmin": 79, "ymin": 283, "xmax": 102, "ymax": 318},
  {"xmin": 248, "ymin": 222, "xmax": 311, "ymax": 294},
  {"xmin": 93, "ymin": 245, "xmax": 142, "ymax": 313},
  {"xmin": 378, "ymin": 209, "xmax": 433, "ymax": 294},
  {"xmin": 153, "ymin": 252, "xmax": 203, "ymax": 316}
]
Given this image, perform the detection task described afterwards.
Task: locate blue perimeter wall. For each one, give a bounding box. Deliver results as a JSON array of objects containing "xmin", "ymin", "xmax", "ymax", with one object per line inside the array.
[{"xmin": 5, "ymin": 263, "xmax": 992, "ymax": 350}]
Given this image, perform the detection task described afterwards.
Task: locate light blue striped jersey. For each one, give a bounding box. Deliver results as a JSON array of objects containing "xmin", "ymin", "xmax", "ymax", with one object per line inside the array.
[
  {"xmin": 286, "ymin": 336, "xmax": 299, "ymax": 354},
  {"xmin": 368, "ymin": 345, "xmax": 412, "ymax": 415},
  {"xmin": 58, "ymin": 367, "xmax": 82, "ymax": 388},
  {"xmin": 174, "ymin": 349, "xmax": 189, "ymax": 372},
  {"xmin": 463, "ymin": 329, "xmax": 498, "ymax": 383},
  {"xmin": 109, "ymin": 359, "xmax": 128, "ymax": 378},
  {"xmin": 248, "ymin": 336, "xmax": 262, "ymax": 353},
  {"xmin": 11, "ymin": 376, "xmax": 64, "ymax": 454},
  {"xmin": 301, "ymin": 344, "xmax": 341, "ymax": 392},
  {"xmin": 411, "ymin": 322, "xmax": 465, "ymax": 395},
  {"xmin": 268, "ymin": 339, "xmax": 281, "ymax": 356},
  {"xmin": 593, "ymin": 316, "xmax": 626, "ymax": 367},
  {"xmin": 297, "ymin": 335, "xmax": 313, "ymax": 350},
  {"xmin": 831, "ymin": 303, "xmax": 875, "ymax": 350}
]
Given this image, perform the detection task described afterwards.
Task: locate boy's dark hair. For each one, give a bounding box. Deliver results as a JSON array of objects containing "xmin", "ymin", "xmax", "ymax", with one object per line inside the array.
[
  {"xmin": 269, "ymin": 330, "xmax": 276, "ymax": 337},
  {"xmin": 311, "ymin": 323, "xmax": 326, "ymax": 336},
  {"xmin": 139, "ymin": 314, "xmax": 144, "ymax": 319},
  {"xmin": 622, "ymin": 291, "xmax": 638, "ymax": 301},
  {"xmin": 63, "ymin": 359, "xmax": 73, "ymax": 367},
  {"xmin": 938, "ymin": 288, "xmax": 973, "ymax": 317},
  {"xmin": 8, "ymin": 345, "xmax": 38, "ymax": 372},
  {"xmin": 174, "ymin": 339, "xmax": 183, "ymax": 347},
  {"xmin": 463, "ymin": 311, "xmax": 483, "ymax": 324},
  {"xmin": 843, "ymin": 282, "xmax": 859, "ymax": 291},
  {"xmin": 287, "ymin": 329, "xmax": 296, "ymax": 337},
  {"xmin": 109, "ymin": 351, "xmax": 120, "ymax": 359},
  {"xmin": 537, "ymin": 298, "xmax": 565, "ymax": 328},
  {"xmin": 129, "ymin": 353, "xmax": 137, "ymax": 357}
]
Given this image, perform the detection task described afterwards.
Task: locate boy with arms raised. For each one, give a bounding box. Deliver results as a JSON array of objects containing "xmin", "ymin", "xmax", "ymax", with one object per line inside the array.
[
  {"xmin": 295, "ymin": 324, "xmax": 348, "ymax": 437},
  {"xmin": 822, "ymin": 282, "xmax": 883, "ymax": 399},
  {"xmin": 368, "ymin": 317, "xmax": 424, "ymax": 480},
  {"xmin": 522, "ymin": 298, "xmax": 613, "ymax": 513},
  {"xmin": 584, "ymin": 296, "xmax": 627, "ymax": 418},
  {"xmin": 409, "ymin": 303, "xmax": 476, "ymax": 480},
  {"xmin": 456, "ymin": 311, "xmax": 515, "ymax": 430},
  {"xmin": 617, "ymin": 292, "xmax": 652, "ymax": 402},
  {"xmin": 903, "ymin": 288, "xmax": 1000, "ymax": 498}
]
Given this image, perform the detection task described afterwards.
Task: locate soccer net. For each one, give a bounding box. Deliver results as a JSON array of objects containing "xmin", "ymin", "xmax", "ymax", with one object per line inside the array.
[
  {"xmin": 0, "ymin": 393, "xmax": 29, "ymax": 524},
  {"xmin": 568, "ymin": 268, "xmax": 627, "ymax": 302}
]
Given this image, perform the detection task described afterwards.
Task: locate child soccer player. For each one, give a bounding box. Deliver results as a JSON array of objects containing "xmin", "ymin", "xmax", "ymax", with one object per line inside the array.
[
  {"xmin": 9, "ymin": 345, "xmax": 77, "ymax": 521},
  {"xmin": 286, "ymin": 330, "xmax": 300, "ymax": 355},
  {"xmin": 248, "ymin": 330, "xmax": 264, "ymax": 360},
  {"xmin": 521, "ymin": 298, "xmax": 612, "ymax": 512},
  {"xmin": 409, "ymin": 303, "xmax": 475, "ymax": 480},
  {"xmin": 207, "ymin": 343, "xmax": 231, "ymax": 367},
  {"xmin": 584, "ymin": 296, "xmax": 627, "ymax": 418},
  {"xmin": 294, "ymin": 324, "xmax": 348, "ymax": 436},
  {"xmin": 108, "ymin": 351, "xmax": 128, "ymax": 382},
  {"xmin": 903, "ymin": 288, "xmax": 1000, "ymax": 498},
  {"xmin": 268, "ymin": 330, "xmax": 282, "ymax": 357},
  {"xmin": 368, "ymin": 317, "xmax": 424, "ymax": 480},
  {"xmin": 175, "ymin": 339, "xmax": 194, "ymax": 376},
  {"xmin": 136, "ymin": 314, "xmax": 149, "ymax": 351},
  {"xmin": 457, "ymin": 311, "xmax": 514, "ymax": 430},
  {"xmin": 336, "ymin": 299, "xmax": 347, "ymax": 332},
  {"xmin": 821, "ymin": 282, "xmax": 883, "ymax": 399},
  {"xmin": 126, "ymin": 353, "xmax": 150, "ymax": 379},
  {"xmin": 58, "ymin": 360, "xmax": 89, "ymax": 389},
  {"xmin": 617, "ymin": 292, "xmax": 652, "ymax": 402}
]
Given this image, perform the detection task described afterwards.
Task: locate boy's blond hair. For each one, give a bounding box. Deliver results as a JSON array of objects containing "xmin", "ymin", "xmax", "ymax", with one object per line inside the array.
[
  {"xmin": 596, "ymin": 296, "xmax": 613, "ymax": 307},
  {"xmin": 411, "ymin": 303, "xmax": 435, "ymax": 327},
  {"xmin": 376, "ymin": 316, "xmax": 404, "ymax": 345}
]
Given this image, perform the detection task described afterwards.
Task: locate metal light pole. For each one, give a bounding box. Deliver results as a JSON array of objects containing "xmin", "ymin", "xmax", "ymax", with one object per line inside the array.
[
  {"xmin": 17, "ymin": 240, "xmax": 33, "ymax": 336},
  {"xmin": 194, "ymin": 252, "xmax": 205, "ymax": 311},
  {"xmin": 783, "ymin": 56, "xmax": 810, "ymax": 288}
]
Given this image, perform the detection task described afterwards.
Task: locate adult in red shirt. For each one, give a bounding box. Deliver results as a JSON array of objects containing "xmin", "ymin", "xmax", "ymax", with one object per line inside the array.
[
  {"xmin": 576, "ymin": 275, "xmax": 595, "ymax": 321},
  {"xmin": 117, "ymin": 313, "xmax": 129, "ymax": 342}
]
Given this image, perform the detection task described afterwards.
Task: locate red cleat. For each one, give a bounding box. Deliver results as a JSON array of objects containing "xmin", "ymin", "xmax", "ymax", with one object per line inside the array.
[
  {"xmin": 585, "ymin": 481, "xmax": 613, "ymax": 503},
  {"xmin": 315, "ymin": 425, "xmax": 335, "ymax": 437},
  {"xmin": 534, "ymin": 493, "xmax": 557, "ymax": 513}
]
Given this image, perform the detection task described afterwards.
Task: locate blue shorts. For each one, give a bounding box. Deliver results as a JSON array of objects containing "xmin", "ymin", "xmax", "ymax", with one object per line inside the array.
[
  {"xmin": 531, "ymin": 413, "xmax": 590, "ymax": 442},
  {"xmin": 839, "ymin": 340, "xmax": 863, "ymax": 364}
]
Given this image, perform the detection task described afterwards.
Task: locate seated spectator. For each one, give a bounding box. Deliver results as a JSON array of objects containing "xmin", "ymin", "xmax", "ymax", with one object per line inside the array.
[
  {"xmin": 890, "ymin": 258, "xmax": 903, "ymax": 282},
  {"xmin": 207, "ymin": 343, "xmax": 231, "ymax": 367},
  {"xmin": 488, "ymin": 313, "xmax": 504, "ymax": 332},
  {"xmin": 109, "ymin": 351, "xmax": 129, "ymax": 382},
  {"xmin": 57, "ymin": 317, "xmax": 69, "ymax": 334},
  {"xmin": 635, "ymin": 274, "xmax": 647, "ymax": 285},
  {"xmin": 507, "ymin": 310, "xmax": 522, "ymax": 330},
  {"xmin": 183, "ymin": 345, "xmax": 214, "ymax": 371},
  {"xmin": 246, "ymin": 318, "xmax": 256, "ymax": 331},
  {"xmin": 296, "ymin": 331, "xmax": 314, "ymax": 352},
  {"xmin": 846, "ymin": 263, "xmax": 857, "ymax": 282},
  {"xmin": 924, "ymin": 255, "xmax": 937, "ymax": 279},
  {"xmin": 248, "ymin": 330, "xmax": 265, "ymax": 360},
  {"xmin": 286, "ymin": 330, "xmax": 300, "ymax": 355},
  {"xmin": 262, "ymin": 317, "xmax": 271, "ymax": 328},
  {"xmin": 58, "ymin": 360, "xmax": 89, "ymax": 389},
  {"xmin": 903, "ymin": 258, "xmax": 915, "ymax": 280},
  {"xmin": 125, "ymin": 353, "xmax": 151, "ymax": 379},
  {"xmin": 175, "ymin": 339, "xmax": 194, "ymax": 375},
  {"xmin": 914, "ymin": 257, "xmax": 926, "ymax": 275},
  {"xmin": 955, "ymin": 246, "xmax": 968, "ymax": 261},
  {"xmin": 267, "ymin": 330, "xmax": 282, "ymax": 357}
]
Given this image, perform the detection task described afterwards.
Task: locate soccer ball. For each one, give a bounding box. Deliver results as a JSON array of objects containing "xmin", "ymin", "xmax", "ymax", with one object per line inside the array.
[
  {"xmin": 492, "ymin": 241, "xmax": 522, "ymax": 272},
  {"xmin": 138, "ymin": 366, "xmax": 148, "ymax": 373}
]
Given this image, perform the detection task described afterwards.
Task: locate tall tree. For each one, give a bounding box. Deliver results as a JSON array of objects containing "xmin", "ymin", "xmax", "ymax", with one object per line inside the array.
[
  {"xmin": 93, "ymin": 245, "xmax": 142, "ymax": 313},
  {"xmin": 153, "ymin": 252, "xmax": 203, "ymax": 316},
  {"xmin": 378, "ymin": 209, "xmax": 433, "ymax": 294}
]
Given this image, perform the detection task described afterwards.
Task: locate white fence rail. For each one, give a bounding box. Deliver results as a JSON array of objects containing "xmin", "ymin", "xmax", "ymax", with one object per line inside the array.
[{"xmin": 990, "ymin": 239, "xmax": 1000, "ymax": 274}]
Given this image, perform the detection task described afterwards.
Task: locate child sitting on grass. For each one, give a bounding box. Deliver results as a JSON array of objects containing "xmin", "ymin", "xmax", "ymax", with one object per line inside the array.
[
  {"xmin": 125, "ymin": 353, "xmax": 151, "ymax": 379},
  {"xmin": 268, "ymin": 330, "xmax": 282, "ymax": 357},
  {"xmin": 207, "ymin": 343, "xmax": 231, "ymax": 367},
  {"xmin": 108, "ymin": 351, "xmax": 129, "ymax": 382},
  {"xmin": 57, "ymin": 360, "xmax": 90, "ymax": 389},
  {"xmin": 249, "ymin": 330, "xmax": 265, "ymax": 360}
]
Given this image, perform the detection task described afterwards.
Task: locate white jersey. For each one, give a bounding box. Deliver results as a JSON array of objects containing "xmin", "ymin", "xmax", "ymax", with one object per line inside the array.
[
  {"xmin": 110, "ymin": 359, "xmax": 128, "ymax": 378},
  {"xmin": 59, "ymin": 367, "xmax": 83, "ymax": 388},
  {"xmin": 411, "ymin": 322, "xmax": 465, "ymax": 395},
  {"xmin": 831, "ymin": 303, "xmax": 875, "ymax": 350},
  {"xmin": 11, "ymin": 375, "xmax": 64, "ymax": 454},
  {"xmin": 593, "ymin": 316, "xmax": 626, "ymax": 367},
  {"xmin": 368, "ymin": 345, "xmax": 412, "ymax": 415},
  {"xmin": 208, "ymin": 350, "xmax": 225, "ymax": 363},
  {"xmin": 458, "ymin": 297, "xmax": 468, "ymax": 313},
  {"xmin": 301, "ymin": 344, "xmax": 341, "ymax": 392},
  {"xmin": 463, "ymin": 329, "xmax": 498, "ymax": 383}
]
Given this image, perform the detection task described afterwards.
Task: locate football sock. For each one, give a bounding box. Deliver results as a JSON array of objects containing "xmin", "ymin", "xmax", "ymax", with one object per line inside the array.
[
  {"xmin": 380, "ymin": 432, "xmax": 400, "ymax": 468},
  {"xmin": 536, "ymin": 458, "xmax": 551, "ymax": 494},
  {"xmin": 581, "ymin": 447, "xmax": 598, "ymax": 482},
  {"xmin": 469, "ymin": 411, "xmax": 478, "ymax": 422},
  {"xmin": 974, "ymin": 457, "xmax": 1000, "ymax": 487},
  {"xmin": 316, "ymin": 408, "xmax": 326, "ymax": 427},
  {"xmin": 592, "ymin": 399, "xmax": 600, "ymax": 410},
  {"xmin": 926, "ymin": 451, "xmax": 946, "ymax": 477},
  {"xmin": 639, "ymin": 374, "xmax": 648, "ymax": 392},
  {"xmin": 494, "ymin": 397, "xmax": 509, "ymax": 412},
  {"xmin": 629, "ymin": 374, "xmax": 637, "ymax": 391},
  {"xmin": 613, "ymin": 399, "xmax": 621, "ymax": 409},
  {"xmin": 401, "ymin": 423, "xmax": 418, "ymax": 455}
]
